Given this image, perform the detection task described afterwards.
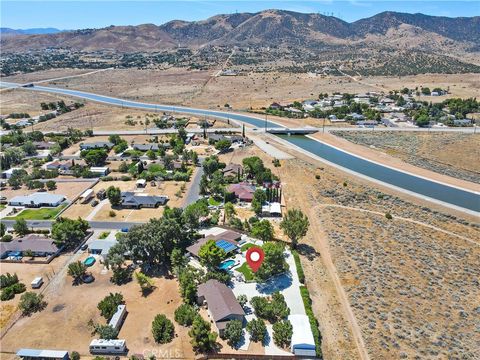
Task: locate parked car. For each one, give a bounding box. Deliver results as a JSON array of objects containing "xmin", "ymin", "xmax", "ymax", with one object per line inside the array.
[
  {"xmin": 80, "ymin": 244, "xmax": 88, "ymax": 251},
  {"xmin": 81, "ymin": 273, "xmax": 95, "ymax": 283},
  {"xmin": 121, "ymin": 228, "xmax": 129, "ymax": 233},
  {"xmin": 91, "ymin": 200, "xmax": 99, "ymax": 207}
]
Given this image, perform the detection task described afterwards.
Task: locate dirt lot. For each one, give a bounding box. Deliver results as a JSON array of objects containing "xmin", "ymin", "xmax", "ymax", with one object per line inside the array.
[
  {"xmin": 218, "ymin": 138, "xmax": 480, "ymax": 359},
  {"xmin": 4, "ymin": 70, "xmax": 479, "ymax": 112},
  {"xmin": 0, "ymin": 252, "xmax": 194, "ymax": 359},
  {"xmin": 1, "ymin": 180, "xmax": 95, "ymax": 202},
  {"xmin": 330, "ymin": 131, "xmax": 480, "ymax": 184},
  {"xmin": 0, "ymin": 87, "xmax": 234, "ymax": 132},
  {"xmin": 63, "ymin": 176, "xmax": 193, "ymax": 222}
]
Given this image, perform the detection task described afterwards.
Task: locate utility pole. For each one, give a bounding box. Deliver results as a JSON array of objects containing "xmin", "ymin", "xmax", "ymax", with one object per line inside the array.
[{"xmin": 322, "ymin": 117, "xmax": 326, "ymax": 133}]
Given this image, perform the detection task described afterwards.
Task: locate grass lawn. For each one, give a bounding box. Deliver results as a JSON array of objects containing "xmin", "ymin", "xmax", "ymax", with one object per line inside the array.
[
  {"xmin": 4, "ymin": 205, "xmax": 66, "ymax": 220},
  {"xmin": 236, "ymin": 261, "xmax": 254, "ymax": 281},
  {"xmin": 0, "ymin": 205, "xmax": 5, "ymax": 210},
  {"xmin": 208, "ymin": 197, "xmax": 222, "ymax": 206},
  {"xmin": 240, "ymin": 242, "xmax": 256, "ymax": 252}
]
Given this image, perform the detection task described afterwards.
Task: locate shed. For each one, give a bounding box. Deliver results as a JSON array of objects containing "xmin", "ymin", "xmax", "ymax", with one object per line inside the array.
[
  {"xmin": 288, "ymin": 314, "xmax": 316, "ymax": 356},
  {"xmin": 16, "ymin": 349, "xmax": 69, "ymax": 360},
  {"xmin": 136, "ymin": 179, "xmax": 147, "ymax": 188},
  {"xmin": 90, "ymin": 167, "xmax": 109, "ymax": 176},
  {"xmin": 80, "ymin": 189, "xmax": 94, "ymax": 204}
]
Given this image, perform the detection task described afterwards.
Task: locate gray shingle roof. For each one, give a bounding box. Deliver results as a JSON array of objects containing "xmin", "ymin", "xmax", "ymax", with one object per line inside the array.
[{"xmin": 197, "ymin": 280, "xmax": 245, "ymax": 322}]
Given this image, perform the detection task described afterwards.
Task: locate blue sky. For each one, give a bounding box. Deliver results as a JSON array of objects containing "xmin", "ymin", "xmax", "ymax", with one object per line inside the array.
[{"xmin": 1, "ymin": 1, "xmax": 479, "ymax": 29}]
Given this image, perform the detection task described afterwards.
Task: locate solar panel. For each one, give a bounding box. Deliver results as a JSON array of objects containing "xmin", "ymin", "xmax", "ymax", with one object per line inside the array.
[{"xmin": 216, "ymin": 240, "xmax": 237, "ymax": 253}]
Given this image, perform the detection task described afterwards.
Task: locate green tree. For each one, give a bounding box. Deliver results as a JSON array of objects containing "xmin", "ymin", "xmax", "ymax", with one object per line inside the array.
[
  {"xmin": 46, "ymin": 180, "xmax": 57, "ymax": 190},
  {"xmin": 135, "ymin": 272, "xmax": 155, "ymax": 294},
  {"xmin": 198, "ymin": 240, "xmax": 227, "ymax": 269},
  {"xmin": 251, "ymin": 189, "xmax": 267, "ymax": 215},
  {"xmin": 18, "ymin": 292, "xmax": 47, "ymax": 315},
  {"xmin": 95, "ymin": 324, "xmax": 118, "ymax": 340},
  {"xmin": 67, "ymin": 261, "xmax": 87, "ymax": 284},
  {"xmin": 106, "ymin": 186, "xmax": 122, "ymax": 207},
  {"xmin": 280, "ymin": 209, "xmax": 310, "ymax": 249},
  {"xmin": 246, "ymin": 318, "xmax": 266, "ymax": 343},
  {"xmin": 51, "ymin": 217, "xmax": 89, "ymax": 248},
  {"xmin": 251, "ymin": 220, "xmax": 274, "ymax": 242},
  {"xmin": 223, "ymin": 319, "xmax": 243, "ymax": 348},
  {"xmin": 170, "ymin": 247, "xmax": 188, "ymax": 275},
  {"xmin": 174, "ymin": 303, "xmax": 197, "ymax": 326},
  {"xmin": 224, "ymin": 202, "xmax": 236, "ymax": 222},
  {"xmin": 146, "ymin": 149, "xmax": 157, "ymax": 160},
  {"xmin": 108, "ymin": 135, "xmax": 122, "ymax": 145},
  {"xmin": 118, "ymin": 161, "xmax": 129, "ymax": 173},
  {"xmin": 179, "ymin": 268, "xmax": 198, "ymax": 305},
  {"xmin": 236, "ymin": 294, "xmax": 248, "ymax": 308},
  {"xmin": 97, "ymin": 292, "xmax": 124, "ymax": 320},
  {"xmin": 214, "ymin": 139, "xmax": 232, "ymax": 153},
  {"xmin": 13, "ymin": 219, "xmax": 29, "ymax": 236},
  {"xmin": 152, "ymin": 314, "xmax": 175, "ymax": 344},
  {"xmin": 255, "ymin": 242, "xmax": 288, "ymax": 282},
  {"xmin": 272, "ymin": 320, "xmax": 293, "ymax": 348},
  {"xmin": 81, "ymin": 149, "xmax": 108, "ymax": 166},
  {"xmin": 189, "ymin": 315, "xmax": 218, "ymax": 353}
]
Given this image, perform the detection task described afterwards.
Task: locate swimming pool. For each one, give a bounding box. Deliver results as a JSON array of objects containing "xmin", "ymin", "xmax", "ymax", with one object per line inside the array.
[
  {"xmin": 219, "ymin": 259, "xmax": 236, "ymax": 270},
  {"xmin": 84, "ymin": 256, "xmax": 96, "ymax": 267}
]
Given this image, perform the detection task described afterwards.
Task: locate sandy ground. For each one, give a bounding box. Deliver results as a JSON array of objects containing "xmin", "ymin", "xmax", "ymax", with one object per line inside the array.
[
  {"xmin": 0, "ymin": 88, "xmax": 234, "ymax": 132},
  {"xmin": 0, "ymin": 252, "xmax": 194, "ymax": 359},
  {"xmin": 63, "ymin": 177, "xmax": 192, "ymax": 222},
  {"xmin": 3, "ymin": 70, "xmax": 479, "ymax": 112},
  {"xmin": 1, "ymin": 180, "xmax": 95, "ymax": 202}
]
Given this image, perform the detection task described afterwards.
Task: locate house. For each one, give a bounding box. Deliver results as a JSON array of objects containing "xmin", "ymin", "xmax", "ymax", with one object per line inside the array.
[
  {"xmin": 227, "ymin": 182, "xmax": 256, "ymax": 202},
  {"xmin": 197, "ymin": 279, "xmax": 245, "ymax": 336},
  {"xmin": 80, "ymin": 141, "xmax": 113, "ymax": 150},
  {"xmin": 120, "ymin": 192, "xmax": 168, "ymax": 209},
  {"xmin": 89, "ymin": 238, "xmax": 117, "ymax": 258},
  {"xmin": 349, "ymin": 113, "xmax": 365, "ymax": 121},
  {"xmin": 1, "ymin": 234, "xmax": 61, "ymax": 259},
  {"xmin": 33, "ymin": 141, "xmax": 55, "ymax": 150},
  {"xmin": 269, "ymin": 102, "xmax": 283, "ymax": 110},
  {"xmin": 16, "ymin": 349, "xmax": 69, "ymax": 360},
  {"xmin": 44, "ymin": 160, "xmax": 85, "ymax": 175},
  {"xmin": 453, "ymin": 119, "xmax": 472, "ymax": 126},
  {"xmin": 222, "ymin": 163, "xmax": 243, "ymax": 178},
  {"xmin": 90, "ymin": 167, "xmax": 110, "ymax": 176},
  {"xmin": 289, "ymin": 314, "xmax": 316, "ymax": 357},
  {"xmin": 1, "ymin": 167, "xmax": 22, "ymax": 179},
  {"xmin": 9, "ymin": 193, "xmax": 65, "ymax": 208},
  {"xmin": 132, "ymin": 143, "xmax": 160, "ymax": 152},
  {"xmin": 186, "ymin": 229, "xmax": 242, "ymax": 258}
]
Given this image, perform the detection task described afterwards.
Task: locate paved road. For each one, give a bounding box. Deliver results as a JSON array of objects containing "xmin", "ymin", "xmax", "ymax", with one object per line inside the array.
[
  {"xmin": 0, "ymin": 219, "xmax": 143, "ymax": 230},
  {"xmin": 183, "ymin": 161, "xmax": 205, "ymax": 208}
]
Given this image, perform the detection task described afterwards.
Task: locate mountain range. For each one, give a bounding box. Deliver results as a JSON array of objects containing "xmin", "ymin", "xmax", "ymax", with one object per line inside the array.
[
  {"xmin": 0, "ymin": 27, "xmax": 63, "ymax": 36},
  {"xmin": 1, "ymin": 10, "xmax": 479, "ymax": 53}
]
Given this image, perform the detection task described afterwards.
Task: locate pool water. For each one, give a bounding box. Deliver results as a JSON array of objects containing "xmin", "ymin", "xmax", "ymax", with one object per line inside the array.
[
  {"xmin": 219, "ymin": 259, "xmax": 235, "ymax": 270},
  {"xmin": 84, "ymin": 256, "xmax": 96, "ymax": 267}
]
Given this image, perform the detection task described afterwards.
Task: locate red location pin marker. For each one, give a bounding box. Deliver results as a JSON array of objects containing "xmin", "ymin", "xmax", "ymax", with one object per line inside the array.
[{"xmin": 246, "ymin": 247, "xmax": 265, "ymax": 273}]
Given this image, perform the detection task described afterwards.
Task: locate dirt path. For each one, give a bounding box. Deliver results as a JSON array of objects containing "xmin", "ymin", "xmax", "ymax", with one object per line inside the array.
[
  {"xmin": 277, "ymin": 164, "xmax": 370, "ymax": 360},
  {"xmin": 318, "ymin": 203, "xmax": 479, "ymax": 247}
]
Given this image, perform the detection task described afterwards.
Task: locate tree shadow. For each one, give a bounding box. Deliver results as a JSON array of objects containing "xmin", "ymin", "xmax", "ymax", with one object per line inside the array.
[
  {"xmin": 296, "ymin": 243, "xmax": 320, "ymax": 261},
  {"xmin": 140, "ymin": 286, "xmax": 156, "ymax": 297}
]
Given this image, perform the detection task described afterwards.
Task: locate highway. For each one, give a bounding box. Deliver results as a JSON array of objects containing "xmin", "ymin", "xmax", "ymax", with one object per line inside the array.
[{"xmin": 1, "ymin": 81, "xmax": 478, "ymax": 213}]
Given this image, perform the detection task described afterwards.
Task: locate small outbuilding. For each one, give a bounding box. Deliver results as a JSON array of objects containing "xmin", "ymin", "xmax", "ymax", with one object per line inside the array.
[
  {"xmin": 288, "ymin": 314, "xmax": 316, "ymax": 357},
  {"xmin": 16, "ymin": 349, "xmax": 69, "ymax": 360}
]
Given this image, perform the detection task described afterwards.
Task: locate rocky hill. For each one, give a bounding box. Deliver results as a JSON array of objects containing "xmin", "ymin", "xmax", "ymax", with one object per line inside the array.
[{"xmin": 1, "ymin": 10, "xmax": 478, "ymax": 53}]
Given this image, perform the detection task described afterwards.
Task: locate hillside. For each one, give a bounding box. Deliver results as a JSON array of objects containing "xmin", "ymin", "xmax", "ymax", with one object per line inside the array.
[{"xmin": 1, "ymin": 10, "xmax": 478, "ymax": 53}]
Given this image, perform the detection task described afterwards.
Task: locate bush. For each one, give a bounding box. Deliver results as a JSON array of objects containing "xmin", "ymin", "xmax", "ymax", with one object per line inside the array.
[
  {"xmin": 385, "ymin": 212, "xmax": 393, "ymax": 220},
  {"xmin": 300, "ymin": 286, "xmax": 322, "ymax": 357},
  {"xmin": 246, "ymin": 318, "xmax": 266, "ymax": 343},
  {"xmin": 98, "ymin": 293, "xmax": 124, "ymax": 320},
  {"xmin": 250, "ymin": 292, "xmax": 289, "ymax": 322},
  {"xmin": 292, "ymin": 250, "xmax": 305, "ymax": 284},
  {"xmin": 70, "ymin": 351, "xmax": 80, "ymax": 360},
  {"xmin": 109, "ymin": 210, "xmax": 116, "ymax": 217},
  {"xmin": 1, "ymin": 234, "xmax": 13, "ymax": 242},
  {"xmin": 11, "ymin": 282, "xmax": 26, "ymax": 294},
  {"xmin": 95, "ymin": 324, "xmax": 118, "ymax": 340},
  {"xmin": 0, "ymin": 273, "xmax": 19, "ymax": 288},
  {"xmin": 0, "ymin": 286, "xmax": 15, "ymax": 301},
  {"xmin": 18, "ymin": 292, "xmax": 47, "ymax": 315},
  {"xmin": 223, "ymin": 319, "xmax": 243, "ymax": 347},
  {"xmin": 272, "ymin": 320, "xmax": 293, "ymax": 348},
  {"xmin": 315, "ymin": 174, "xmax": 320, "ymax": 180},
  {"xmin": 174, "ymin": 304, "xmax": 197, "ymax": 326},
  {"xmin": 152, "ymin": 314, "xmax": 175, "ymax": 344}
]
